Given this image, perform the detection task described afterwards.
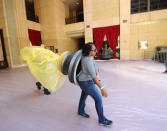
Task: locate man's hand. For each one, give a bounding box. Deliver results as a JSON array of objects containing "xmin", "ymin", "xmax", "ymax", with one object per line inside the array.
[
  {"xmin": 93, "ymin": 77, "xmax": 108, "ymax": 97},
  {"xmin": 101, "ymin": 88, "xmax": 108, "ymax": 97}
]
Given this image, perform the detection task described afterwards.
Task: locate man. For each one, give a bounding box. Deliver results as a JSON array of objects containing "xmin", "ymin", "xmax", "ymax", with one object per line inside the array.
[
  {"xmin": 164, "ymin": 60, "xmax": 167, "ymax": 73},
  {"xmin": 36, "ymin": 43, "xmax": 51, "ymax": 95}
]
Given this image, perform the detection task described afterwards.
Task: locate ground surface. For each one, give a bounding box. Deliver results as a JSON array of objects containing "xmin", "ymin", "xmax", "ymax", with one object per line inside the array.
[{"xmin": 0, "ymin": 60, "xmax": 167, "ymax": 131}]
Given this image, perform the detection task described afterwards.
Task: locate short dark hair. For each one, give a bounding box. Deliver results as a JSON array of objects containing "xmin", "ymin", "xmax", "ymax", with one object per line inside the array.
[{"xmin": 82, "ymin": 42, "xmax": 94, "ymax": 56}]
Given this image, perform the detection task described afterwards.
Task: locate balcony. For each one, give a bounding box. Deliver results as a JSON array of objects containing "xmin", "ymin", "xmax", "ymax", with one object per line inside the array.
[
  {"xmin": 64, "ymin": 0, "xmax": 83, "ymax": 24},
  {"xmin": 65, "ymin": 13, "xmax": 84, "ymax": 24}
]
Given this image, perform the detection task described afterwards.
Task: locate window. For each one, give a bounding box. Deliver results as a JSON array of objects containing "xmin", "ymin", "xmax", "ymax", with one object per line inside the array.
[
  {"xmin": 131, "ymin": 0, "xmax": 148, "ymax": 14},
  {"xmin": 131, "ymin": 0, "xmax": 167, "ymax": 14},
  {"xmin": 25, "ymin": 0, "xmax": 39, "ymax": 23},
  {"xmin": 150, "ymin": 0, "xmax": 167, "ymax": 11},
  {"xmin": 65, "ymin": 0, "xmax": 84, "ymax": 24},
  {"xmin": 97, "ymin": 35, "xmax": 120, "ymax": 60}
]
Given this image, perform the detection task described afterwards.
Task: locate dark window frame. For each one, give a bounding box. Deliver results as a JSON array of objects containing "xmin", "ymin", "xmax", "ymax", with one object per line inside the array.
[
  {"xmin": 65, "ymin": 0, "xmax": 84, "ymax": 24},
  {"xmin": 131, "ymin": 0, "xmax": 167, "ymax": 14},
  {"xmin": 25, "ymin": 0, "xmax": 39, "ymax": 23}
]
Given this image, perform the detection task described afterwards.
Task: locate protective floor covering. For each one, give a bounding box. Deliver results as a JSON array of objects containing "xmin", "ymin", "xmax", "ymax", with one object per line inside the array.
[{"xmin": 0, "ymin": 60, "xmax": 167, "ymax": 131}]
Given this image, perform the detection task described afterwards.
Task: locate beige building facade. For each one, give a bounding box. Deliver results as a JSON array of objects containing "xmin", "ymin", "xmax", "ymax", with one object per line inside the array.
[{"xmin": 0, "ymin": 0, "xmax": 167, "ymax": 68}]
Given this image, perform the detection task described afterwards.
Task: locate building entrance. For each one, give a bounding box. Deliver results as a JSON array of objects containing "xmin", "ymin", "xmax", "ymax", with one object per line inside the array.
[{"xmin": 0, "ymin": 29, "xmax": 8, "ymax": 69}]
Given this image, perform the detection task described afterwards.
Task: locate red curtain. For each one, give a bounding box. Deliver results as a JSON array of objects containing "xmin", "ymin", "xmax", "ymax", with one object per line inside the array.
[
  {"xmin": 93, "ymin": 27, "xmax": 106, "ymax": 59},
  {"xmin": 93, "ymin": 25, "xmax": 120, "ymax": 59},
  {"xmin": 106, "ymin": 25, "xmax": 120, "ymax": 58},
  {"xmin": 28, "ymin": 29, "xmax": 41, "ymax": 46}
]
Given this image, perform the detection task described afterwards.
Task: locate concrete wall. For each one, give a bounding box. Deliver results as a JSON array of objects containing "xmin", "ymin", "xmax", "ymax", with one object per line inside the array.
[
  {"xmin": 90, "ymin": 0, "xmax": 167, "ymax": 59},
  {"xmin": 92, "ymin": 0, "xmax": 119, "ymax": 21},
  {"xmin": 65, "ymin": 22, "xmax": 84, "ymax": 38},
  {"xmin": 0, "ymin": 0, "xmax": 17, "ymax": 67},
  {"xmin": 1, "ymin": 0, "xmax": 167, "ymax": 67},
  {"xmin": 0, "ymin": 0, "xmax": 11, "ymax": 63},
  {"xmin": 130, "ymin": 9, "xmax": 167, "ymax": 59},
  {"xmin": 131, "ymin": 9, "xmax": 167, "ymax": 23},
  {"xmin": 0, "ymin": 0, "xmax": 40, "ymax": 67},
  {"xmin": 130, "ymin": 20, "xmax": 167, "ymax": 59},
  {"xmin": 0, "ymin": 0, "xmax": 42, "ymax": 67},
  {"xmin": 39, "ymin": 0, "xmax": 79, "ymax": 54},
  {"xmin": 83, "ymin": 0, "xmax": 120, "ymax": 43},
  {"xmin": 120, "ymin": 0, "xmax": 130, "ymax": 59},
  {"xmin": 12, "ymin": 0, "xmax": 41, "ymax": 66}
]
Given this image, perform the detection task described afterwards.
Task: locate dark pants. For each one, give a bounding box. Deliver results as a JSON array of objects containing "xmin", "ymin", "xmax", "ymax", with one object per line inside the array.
[
  {"xmin": 165, "ymin": 60, "xmax": 167, "ymax": 71},
  {"xmin": 78, "ymin": 80, "xmax": 105, "ymax": 122}
]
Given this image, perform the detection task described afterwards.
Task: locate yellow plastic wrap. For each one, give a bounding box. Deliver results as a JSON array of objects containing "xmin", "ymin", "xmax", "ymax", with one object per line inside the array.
[{"xmin": 20, "ymin": 46, "xmax": 67, "ymax": 92}]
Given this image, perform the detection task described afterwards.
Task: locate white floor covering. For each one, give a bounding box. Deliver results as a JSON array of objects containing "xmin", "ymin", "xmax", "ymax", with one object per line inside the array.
[{"xmin": 0, "ymin": 60, "xmax": 167, "ymax": 131}]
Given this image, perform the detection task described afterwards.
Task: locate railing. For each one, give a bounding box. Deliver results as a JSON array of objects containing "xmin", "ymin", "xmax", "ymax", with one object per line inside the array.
[
  {"xmin": 65, "ymin": 15, "xmax": 84, "ymax": 24},
  {"xmin": 151, "ymin": 46, "xmax": 167, "ymax": 62},
  {"xmin": 154, "ymin": 52, "xmax": 167, "ymax": 63},
  {"xmin": 144, "ymin": 51, "xmax": 155, "ymax": 59}
]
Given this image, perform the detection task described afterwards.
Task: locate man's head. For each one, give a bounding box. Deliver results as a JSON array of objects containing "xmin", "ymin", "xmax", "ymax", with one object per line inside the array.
[
  {"xmin": 40, "ymin": 44, "xmax": 45, "ymax": 48},
  {"xmin": 82, "ymin": 42, "xmax": 97, "ymax": 57}
]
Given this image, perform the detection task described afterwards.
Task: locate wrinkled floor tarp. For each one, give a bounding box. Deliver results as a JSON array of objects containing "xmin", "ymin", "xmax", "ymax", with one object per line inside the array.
[{"xmin": 0, "ymin": 60, "xmax": 167, "ymax": 131}]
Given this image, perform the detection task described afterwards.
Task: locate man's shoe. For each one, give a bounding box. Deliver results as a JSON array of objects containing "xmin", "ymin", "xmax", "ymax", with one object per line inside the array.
[
  {"xmin": 78, "ymin": 113, "xmax": 90, "ymax": 118},
  {"xmin": 36, "ymin": 82, "xmax": 41, "ymax": 90},
  {"xmin": 43, "ymin": 88, "xmax": 51, "ymax": 95},
  {"xmin": 163, "ymin": 70, "xmax": 167, "ymax": 73},
  {"xmin": 99, "ymin": 119, "xmax": 112, "ymax": 126}
]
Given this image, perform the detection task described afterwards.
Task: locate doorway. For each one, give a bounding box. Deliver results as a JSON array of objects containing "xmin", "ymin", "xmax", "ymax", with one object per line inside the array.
[
  {"xmin": 99, "ymin": 35, "xmax": 120, "ymax": 60},
  {"xmin": 28, "ymin": 29, "xmax": 41, "ymax": 46},
  {"xmin": 0, "ymin": 29, "xmax": 8, "ymax": 69},
  {"xmin": 78, "ymin": 38, "xmax": 85, "ymax": 49}
]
